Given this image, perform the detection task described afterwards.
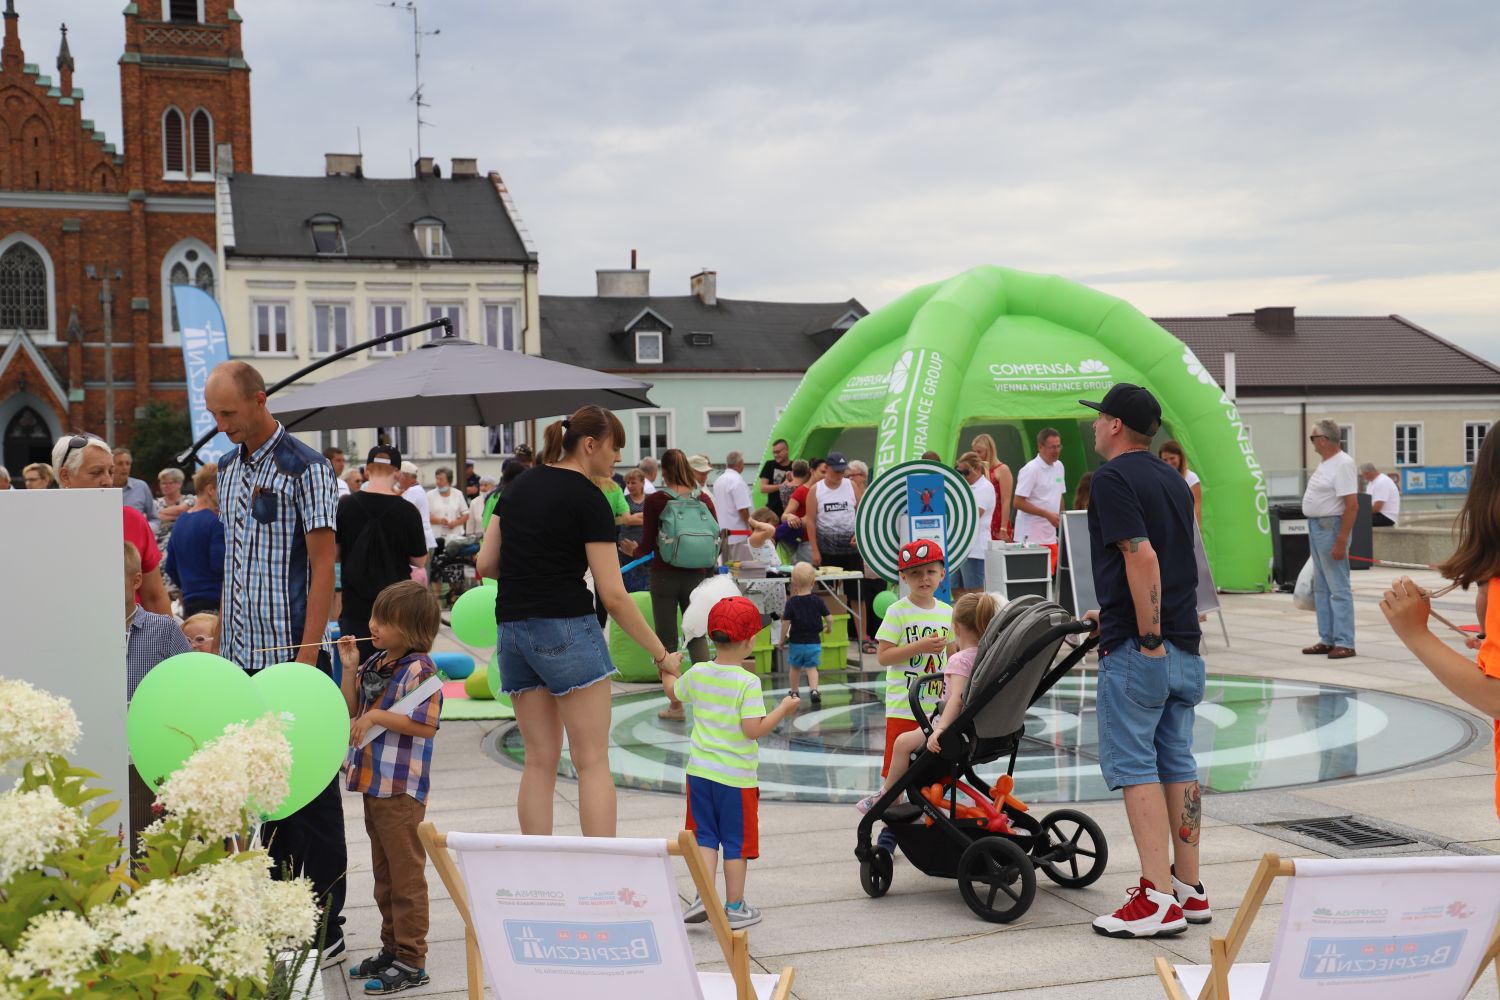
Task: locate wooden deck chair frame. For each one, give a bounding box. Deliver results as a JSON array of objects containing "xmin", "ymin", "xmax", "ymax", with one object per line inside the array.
[
  {"xmin": 1154, "ymin": 853, "xmax": 1500, "ymax": 1000},
  {"xmin": 418, "ymin": 822, "xmax": 794, "ymax": 1000}
]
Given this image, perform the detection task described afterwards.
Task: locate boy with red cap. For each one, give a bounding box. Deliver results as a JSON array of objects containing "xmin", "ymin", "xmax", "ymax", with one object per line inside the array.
[
  {"xmin": 659, "ymin": 596, "xmax": 799, "ymax": 929},
  {"xmin": 873, "ymin": 540, "xmax": 956, "ymax": 781}
]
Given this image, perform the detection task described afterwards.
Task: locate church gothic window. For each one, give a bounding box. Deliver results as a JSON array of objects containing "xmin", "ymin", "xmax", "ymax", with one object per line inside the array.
[
  {"xmin": 163, "ymin": 107, "xmax": 186, "ymax": 177},
  {"xmin": 0, "ymin": 242, "xmax": 48, "ymax": 331},
  {"xmin": 191, "ymin": 109, "xmax": 214, "ymax": 176}
]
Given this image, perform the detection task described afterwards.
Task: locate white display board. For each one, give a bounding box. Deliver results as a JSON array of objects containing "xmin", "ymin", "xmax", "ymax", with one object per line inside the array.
[{"xmin": 1, "ymin": 490, "xmax": 128, "ymax": 818}]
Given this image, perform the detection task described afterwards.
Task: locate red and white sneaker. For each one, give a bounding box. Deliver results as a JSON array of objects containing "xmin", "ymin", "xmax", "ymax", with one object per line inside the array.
[
  {"xmin": 1171, "ymin": 867, "xmax": 1211, "ymax": 924},
  {"xmin": 1092, "ymin": 879, "xmax": 1188, "ymax": 938}
]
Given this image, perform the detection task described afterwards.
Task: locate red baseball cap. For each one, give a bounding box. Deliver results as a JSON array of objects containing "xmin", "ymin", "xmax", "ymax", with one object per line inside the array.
[
  {"xmin": 898, "ymin": 539, "xmax": 946, "ymax": 571},
  {"xmin": 708, "ymin": 596, "xmax": 763, "ymax": 643}
]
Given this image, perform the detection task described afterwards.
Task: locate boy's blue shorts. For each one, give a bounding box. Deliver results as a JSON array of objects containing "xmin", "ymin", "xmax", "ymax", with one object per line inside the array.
[
  {"xmin": 685, "ymin": 775, "xmax": 760, "ymax": 860},
  {"xmin": 787, "ymin": 642, "xmax": 822, "ymax": 668}
]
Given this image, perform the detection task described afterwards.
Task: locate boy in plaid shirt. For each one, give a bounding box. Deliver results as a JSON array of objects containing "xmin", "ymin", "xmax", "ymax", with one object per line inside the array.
[{"xmin": 337, "ymin": 580, "xmax": 444, "ymax": 994}]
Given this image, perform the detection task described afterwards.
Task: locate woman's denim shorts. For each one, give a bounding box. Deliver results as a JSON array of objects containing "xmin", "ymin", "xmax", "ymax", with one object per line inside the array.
[{"xmin": 497, "ymin": 615, "xmax": 615, "ymax": 696}]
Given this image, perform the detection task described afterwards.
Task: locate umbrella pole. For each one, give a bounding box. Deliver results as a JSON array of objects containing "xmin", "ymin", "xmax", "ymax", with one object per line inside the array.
[{"xmin": 455, "ymin": 422, "xmax": 468, "ymax": 500}]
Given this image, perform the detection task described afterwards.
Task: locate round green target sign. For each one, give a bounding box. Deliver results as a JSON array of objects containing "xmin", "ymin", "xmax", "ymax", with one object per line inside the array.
[{"xmin": 856, "ymin": 460, "xmax": 978, "ymax": 583}]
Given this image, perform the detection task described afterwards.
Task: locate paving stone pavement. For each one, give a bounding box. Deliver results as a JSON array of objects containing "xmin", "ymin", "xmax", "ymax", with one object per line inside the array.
[{"xmin": 322, "ymin": 567, "xmax": 1500, "ymax": 999}]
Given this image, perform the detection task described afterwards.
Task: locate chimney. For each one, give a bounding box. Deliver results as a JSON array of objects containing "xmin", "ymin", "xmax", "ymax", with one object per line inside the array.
[
  {"xmin": 1224, "ymin": 351, "xmax": 1236, "ymax": 401},
  {"xmin": 1252, "ymin": 306, "xmax": 1295, "ymax": 334},
  {"xmin": 450, "ymin": 157, "xmax": 479, "ymax": 178},
  {"xmin": 324, "ymin": 152, "xmax": 363, "ymax": 177},
  {"xmin": 597, "ymin": 268, "xmax": 650, "ymax": 298},
  {"xmin": 415, "ymin": 156, "xmax": 435, "ymax": 178},
  {"xmin": 691, "ymin": 269, "xmax": 717, "ymax": 307}
]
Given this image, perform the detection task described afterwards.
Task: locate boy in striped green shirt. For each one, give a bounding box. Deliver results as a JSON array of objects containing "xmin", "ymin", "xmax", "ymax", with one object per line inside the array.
[{"xmin": 660, "ymin": 596, "xmax": 799, "ymax": 929}]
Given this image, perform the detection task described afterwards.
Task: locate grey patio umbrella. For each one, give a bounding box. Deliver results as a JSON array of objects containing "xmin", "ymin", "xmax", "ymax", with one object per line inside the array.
[{"xmin": 267, "ymin": 336, "xmax": 655, "ymax": 432}]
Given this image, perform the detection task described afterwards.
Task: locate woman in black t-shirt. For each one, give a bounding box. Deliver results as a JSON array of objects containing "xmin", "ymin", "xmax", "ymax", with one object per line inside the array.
[{"xmin": 477, "ymin": 405, "xmax": 682, "ymax": 837}]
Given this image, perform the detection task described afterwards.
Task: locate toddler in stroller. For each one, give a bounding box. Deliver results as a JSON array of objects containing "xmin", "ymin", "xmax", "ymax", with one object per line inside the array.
[{"xmin": 854, "ymin": 595, "xmax": 1109, "ymax": 922}]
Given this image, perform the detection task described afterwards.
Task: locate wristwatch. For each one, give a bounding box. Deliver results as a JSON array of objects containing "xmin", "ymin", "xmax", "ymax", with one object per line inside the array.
[{"xmin": 1139, "ymin": 633, "xmax": 1165, "ymax": 650}]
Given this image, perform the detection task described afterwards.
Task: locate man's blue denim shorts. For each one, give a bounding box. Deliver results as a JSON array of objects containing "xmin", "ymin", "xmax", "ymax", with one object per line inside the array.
[
  {"xmin": 953, "ymin": 557, "xmax": 987, "ymax": 590},
  {"xmin": 497, "ymin": 615, "xmax": 615, "ymax": 696},
  {"xmin": 1095, "ymin": 640, "xmax": 1205, "ymax": 790}
]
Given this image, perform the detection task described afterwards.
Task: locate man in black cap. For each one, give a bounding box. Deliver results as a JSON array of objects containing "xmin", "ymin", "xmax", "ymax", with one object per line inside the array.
[
  {"xmin": 336, "ymin": 444, "xmax": 430, "ymax": 665},
  {"xmin": 1079, "ymin": 383, "xmax": 1210, "ymax": 939}
]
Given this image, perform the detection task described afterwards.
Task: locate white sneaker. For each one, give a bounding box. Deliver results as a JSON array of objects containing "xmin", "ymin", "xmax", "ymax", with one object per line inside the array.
[
  {"xmin": 1092, "ymin": 879, "xmax": 1187, "ymax": 938},
  {"xmin": 725, "ymin": 901, "xmax": 762, "ymax": 929},
  {"xmin": 682, "ymin": 895, "xmax": 708, "ymax": 923},
  {"xmin": 1171, "ymin": 867, "xmax": 1212, "ymax": 924}
]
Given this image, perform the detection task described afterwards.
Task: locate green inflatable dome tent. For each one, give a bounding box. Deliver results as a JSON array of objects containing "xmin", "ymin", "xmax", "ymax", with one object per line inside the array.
[{"xmin": 763, "ymin": 266, "xmax": 1273, "ymax": 592}]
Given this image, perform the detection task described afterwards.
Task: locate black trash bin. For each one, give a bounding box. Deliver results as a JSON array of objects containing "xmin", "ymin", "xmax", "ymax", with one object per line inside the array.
[{"xmin": 1271, "ymin": 502, "xmax": 1310, "ymax": 593}]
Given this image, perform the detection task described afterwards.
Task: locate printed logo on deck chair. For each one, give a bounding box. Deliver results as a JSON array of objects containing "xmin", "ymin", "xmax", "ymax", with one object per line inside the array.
[{"xmin": 505, "ymin": 920, "xmax": 662, "ymax": 968}]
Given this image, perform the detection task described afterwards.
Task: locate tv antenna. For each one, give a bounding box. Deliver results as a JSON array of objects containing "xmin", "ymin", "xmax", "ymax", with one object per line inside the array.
[{"xmin": 381, "ymin": 1, "xmax": 439, "ymax": 166}]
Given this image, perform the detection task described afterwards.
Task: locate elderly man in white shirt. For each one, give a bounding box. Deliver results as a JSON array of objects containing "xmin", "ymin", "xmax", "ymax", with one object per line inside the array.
[
  {"xmin": 711, "ymin": 450, "xmax": 752, "ymax": 533},
  {"xmin": 1360, "ymin": 463, "xmax": 1401, "ymax": 527},
  {"xmin": 1302, "ymin": 419, "xmax": 1358, "ymax": 658}
]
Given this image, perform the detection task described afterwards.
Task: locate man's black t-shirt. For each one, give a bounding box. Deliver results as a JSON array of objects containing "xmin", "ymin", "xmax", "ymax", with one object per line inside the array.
[
  {"xmin": 1087, "ymin": 450, "xmax": 1200, "ymax": 655},
  {"xmin": 759, "ymin": 459, "xmax": 793, "ymax": 514},
  {"xmin": 337, "ymin": 491, "xmax": 427, "ymax": 622},
  {"xmin": 495, "ymin": 465, "xmax": 617, "ymax": 622}
]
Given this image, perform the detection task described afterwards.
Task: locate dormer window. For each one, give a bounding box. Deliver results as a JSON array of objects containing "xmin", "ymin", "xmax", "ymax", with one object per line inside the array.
[
  {"xmin": 308, "ymin": 215, "xmax": 346, "ymax": 255},
  {"xmin": 635, "ymin": 329, "xmax": 663, "ymax": 364},
  {"xmin": 414, "ymin": 219, "xmax": 451, "ymax": 258}
]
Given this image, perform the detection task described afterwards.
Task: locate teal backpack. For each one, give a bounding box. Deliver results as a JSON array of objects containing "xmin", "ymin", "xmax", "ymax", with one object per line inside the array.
[{"xmin": 658, "ymin": 488, "xmax": 721, "ymax": 569}]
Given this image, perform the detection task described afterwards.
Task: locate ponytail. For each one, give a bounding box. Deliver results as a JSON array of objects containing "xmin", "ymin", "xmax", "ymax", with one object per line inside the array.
[
  {"xmin": 540, "ymin": 405, "xmax": 625, "ymax": 466},
  {"xmin": 659, "ymin": 448, "xmax": 696, "ymax": 492},
  {"xmin": 953, "ymin": 592, "xmax": 1000, "ymax": 638}
]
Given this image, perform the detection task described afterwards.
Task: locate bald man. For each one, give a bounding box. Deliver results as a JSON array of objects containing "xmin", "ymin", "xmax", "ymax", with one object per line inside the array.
[{"xmin": 204, "ymin": 360, "xmax": 347, "ymax": 964}]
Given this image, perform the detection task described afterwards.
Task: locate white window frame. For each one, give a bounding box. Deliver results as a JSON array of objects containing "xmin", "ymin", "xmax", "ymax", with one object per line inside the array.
[
  {"xmin": 308, "ymin": 217, "xmax": 346, "ymax": 256},
  {"xmin": 432, "ymin": 426, "xmax": 455, "ymax": 457},
  {"xmin": 1466, "ymin": 422, "xmax": 1490, "ymax": 465},
  {"xmin": 414, "ymin": 220, "xmax": 451, "ymax": 258},
  {"xmin": 635, "ymin": 408, "xmax": 674, "ymax": 463},
  {"xmin": 635, "ymin": 329, "xmax": 663, "ymax": 365},
  {"xmin": 486, "ymin": 424, "xmax": 518, "ymax": 457},
  {"xmin": 310, "ymin": 301, "xmax": 353, "ymax": 358},
  {"xmin": 1337, "ymin": 425, "xmax": 1354, "ymax": 460},
  {"xmin": 704, "ymin": 407, "xmax": 744, "ymax": 434},
  {"xmin": 163, "ymin": 0, "xmax": 205, "ymax": 21},
  {"xmin": 250, "ymin": 300, "xmax": 293, "ymax": 357},
  {"xmin": 161, "ymin": 106, "xmax": 187, "ymax": 181},
  {"xmin": 376, "ymin": 426, "xmax": 410, "ymax": 456},
  {"xmin": 0, "ymin": 232, "xmax": 56, "ymax": 343},
  {"xmin": 1394, "ymin": 422, "xmax": 1423, "ymax": 467},
  {"xmin": 427, "ymin": 302, "xmax": 465, "ymax": 341},
  {"xmin": 369, "ymin": 301, "xmax": 408, "ymax": 356},
  {"xmin": 483, "ymin": 301, "xmax": 520, "ymax": 352}
]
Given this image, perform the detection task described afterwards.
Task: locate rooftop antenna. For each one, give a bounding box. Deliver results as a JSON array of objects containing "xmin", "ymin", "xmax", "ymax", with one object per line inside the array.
[{"xmin": 380, "ymin": 1, "xmax": 439, "ymax": 167}]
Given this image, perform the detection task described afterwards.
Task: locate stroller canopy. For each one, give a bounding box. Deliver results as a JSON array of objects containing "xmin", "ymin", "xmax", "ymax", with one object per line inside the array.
[{"xmin": 962, "ymin": 596, "xmax": 1074, "ymax": 741}]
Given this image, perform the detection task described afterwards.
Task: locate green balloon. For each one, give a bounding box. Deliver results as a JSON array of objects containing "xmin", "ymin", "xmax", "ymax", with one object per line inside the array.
[
  {"xmin": 251, "ymin": 662, "xmax": 351, "ymax": 821},
  {"xmin": 872, "ymin": 590, "xmax": 898, "ymax": 618},
  {"xmin": 451, "ymin": 585, "xmax": 498, "ymax": 647},
  {"xmin": 486, "ymin": 653, "xmax": 513, "ymax": 711},
  {"xmin": 482, "ymin": 577, "xmax": 498, "ymax": 587},
  {"xmin": 127, "ymin": 652, "xmax": 267, "ymax": 792}
]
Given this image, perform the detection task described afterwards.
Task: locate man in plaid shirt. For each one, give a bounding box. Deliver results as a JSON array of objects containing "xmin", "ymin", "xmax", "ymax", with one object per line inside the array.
[{"xmin": 206, "ymin": 360, "xmax": 347, "ymax": 966}]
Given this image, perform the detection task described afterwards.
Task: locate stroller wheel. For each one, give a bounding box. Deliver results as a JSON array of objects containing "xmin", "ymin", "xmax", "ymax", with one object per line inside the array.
[
  {"xmin": 957, "ymin": 837, "xmax": 1035, "ymax": 923},
  {"xmin": 859, "ymin": 847, "xmax": 894, "ymax": 898},
  {"xmin": 1035, "ymin": 808, "xmax": 1108, "ymax": 889}
]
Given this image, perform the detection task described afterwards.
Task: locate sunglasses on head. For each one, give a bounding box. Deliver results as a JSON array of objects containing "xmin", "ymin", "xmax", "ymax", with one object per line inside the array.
[{"xmin": 59, "ymin": 433, "xmax": 92, "ymax": 466}]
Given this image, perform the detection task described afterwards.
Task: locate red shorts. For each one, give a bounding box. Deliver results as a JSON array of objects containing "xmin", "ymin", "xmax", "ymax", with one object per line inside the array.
[{"xmin": 882, "ymin": 718, "xmax": 921, "ymax": 776}]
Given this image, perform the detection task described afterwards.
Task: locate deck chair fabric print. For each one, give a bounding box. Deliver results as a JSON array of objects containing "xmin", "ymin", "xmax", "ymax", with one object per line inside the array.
[
  {"xmin": 1157, "ymin": 853, "xmax": 1500, "ymax": 1000},
  {"xmin": 420, "ymin": 824, "xmax": 793, "ymax": 1000}
]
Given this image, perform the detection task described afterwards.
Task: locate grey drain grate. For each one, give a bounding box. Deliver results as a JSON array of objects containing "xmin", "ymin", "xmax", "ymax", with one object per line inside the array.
[{"xmin": 1265, "ymin": 816, "xmax": 1415, "ymax": 850}]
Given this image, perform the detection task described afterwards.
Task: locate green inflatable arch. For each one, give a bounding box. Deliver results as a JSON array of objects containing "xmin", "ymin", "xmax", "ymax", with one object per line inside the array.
[{"xmin": 764, "ymin": 266, "xmax": 1273, "ymax": 592}]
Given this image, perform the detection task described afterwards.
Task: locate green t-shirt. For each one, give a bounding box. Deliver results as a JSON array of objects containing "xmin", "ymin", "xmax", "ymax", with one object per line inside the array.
[
  {"xmin": 875, "ymin": 596, "xmax": 952, "ymax": 721},
  {"xmin": 675, "ymin": 661, "xmax": 767, "ymax": 788},
  {"xmin": 602, "ymin": 482, "xmax": 630, "ymax": 518}
]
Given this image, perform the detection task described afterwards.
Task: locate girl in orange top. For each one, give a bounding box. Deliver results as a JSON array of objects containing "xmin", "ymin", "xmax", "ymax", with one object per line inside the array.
[{"xmin": 1381, "ymin": 427, "xmax": 1500, "ymax": 821}]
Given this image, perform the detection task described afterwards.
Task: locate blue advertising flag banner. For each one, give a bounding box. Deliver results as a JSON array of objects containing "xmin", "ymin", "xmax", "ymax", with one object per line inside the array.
[{"xmin": 172, "ymin": 285, "xmax": 235, "ymax": 465}]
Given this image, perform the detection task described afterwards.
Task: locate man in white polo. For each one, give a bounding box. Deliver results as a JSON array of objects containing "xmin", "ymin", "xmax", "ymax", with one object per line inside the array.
[
  {"xmin": 712, "ymin": 450, "xmax": 752, "ymax": 534},
  {"xmin": 1012, "ymin": 427, "xmax": 1066, "ymax": 569},
  {"xmin": 1360, "ymin": 462, "xmax": 1400, "ymax": 527}
]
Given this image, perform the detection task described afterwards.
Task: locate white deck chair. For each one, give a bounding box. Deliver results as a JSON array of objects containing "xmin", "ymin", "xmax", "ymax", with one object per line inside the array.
[
  {"xmin": 419, "ymin": 823, "xmax": 794, "ymax": 1000},
  {"xmin": 1156, "ymin": 852, "xmax": 1500, "ymax": 1000}
]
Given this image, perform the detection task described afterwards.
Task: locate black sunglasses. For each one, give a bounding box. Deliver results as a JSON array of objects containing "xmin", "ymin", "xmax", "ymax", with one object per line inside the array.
[
  {"xmin": 1308, "ymin": 434, "xmax": 1328, "ymax": 443},
  {"xmin": 58, "ymin": 433, "xmax": 91, "ymax": 466}
]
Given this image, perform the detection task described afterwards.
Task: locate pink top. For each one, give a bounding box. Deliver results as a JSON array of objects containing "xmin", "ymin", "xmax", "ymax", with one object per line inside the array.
[{"xmin": 943, "ymin": 647, "xmax": 977, "ymax": 699}]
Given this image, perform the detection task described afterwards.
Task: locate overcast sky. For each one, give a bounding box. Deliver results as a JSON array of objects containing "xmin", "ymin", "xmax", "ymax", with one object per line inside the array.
[{"xmin": 37, "ymin": 0, "xmax": 1500, "ymax": 360}]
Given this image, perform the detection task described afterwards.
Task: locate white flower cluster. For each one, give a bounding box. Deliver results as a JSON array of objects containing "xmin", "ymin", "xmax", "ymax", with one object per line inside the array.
[
  {"xmin": 154, "ymin": 714, "xmax": 292, "ymax": 838},
  {"xmin": 8, "ymin": 911, "xmax": 104, "ymax": 993},
  {"xmin": 0, "ymin": 786, "xmax": 88, "ymax": 884},
  {"xmin": 100, "ymin": 854, "xmax": 317, "ymax": 982},
  {"xmin": 0, "ymin": 680, "xmax": 81, "ymax": 765}
]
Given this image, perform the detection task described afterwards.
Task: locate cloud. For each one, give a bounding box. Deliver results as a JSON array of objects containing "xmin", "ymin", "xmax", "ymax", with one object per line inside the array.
[{"xmin": 36, "ymin": 0, "xmax": 1500, "ymax": 357}]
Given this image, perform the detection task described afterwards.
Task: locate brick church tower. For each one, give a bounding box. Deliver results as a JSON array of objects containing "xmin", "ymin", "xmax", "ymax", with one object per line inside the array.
[{"xmin": 0, "ymin": 0, "xmax": 250, "ymax": 473}]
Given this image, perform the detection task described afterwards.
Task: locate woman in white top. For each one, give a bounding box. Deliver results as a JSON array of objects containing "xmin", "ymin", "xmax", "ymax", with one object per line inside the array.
[{"xmin": 1158, "ymin": 440, "xmax": 1202, "ymax": 524}]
